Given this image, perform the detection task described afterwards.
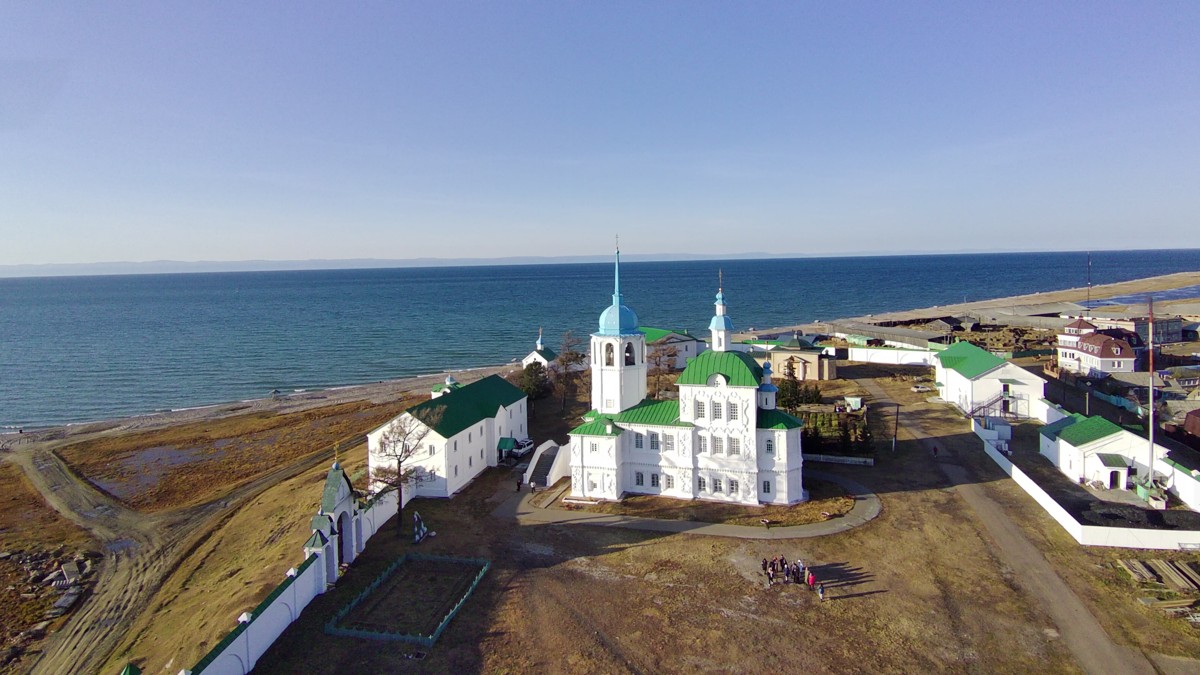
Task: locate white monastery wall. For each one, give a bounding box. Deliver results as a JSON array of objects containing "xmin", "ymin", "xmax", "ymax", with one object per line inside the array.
[{"xmin": 846, "ymin": 346, "xmax": 935, "ymax": 366}]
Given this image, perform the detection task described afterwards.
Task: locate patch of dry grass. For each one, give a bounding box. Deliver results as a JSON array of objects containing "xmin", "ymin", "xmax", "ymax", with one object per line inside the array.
[{"xmin": 58, "ymin": 399, "xmax": 416, "ymax": 512}]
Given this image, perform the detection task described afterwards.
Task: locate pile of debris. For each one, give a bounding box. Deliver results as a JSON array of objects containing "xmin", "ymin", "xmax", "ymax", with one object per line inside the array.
[
  {"xmin": 0, "ymin": 548, "xmax": 97, "ymax": 667},
  {"xmin": 1121, "ymin": 558, "xmax": 1200, "ymax": 628}
]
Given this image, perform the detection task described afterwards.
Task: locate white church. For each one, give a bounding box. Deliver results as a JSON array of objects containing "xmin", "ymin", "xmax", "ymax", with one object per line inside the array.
[{"xmin": 568, "ymin": 251, "xmax": 807, "ymax": 506}]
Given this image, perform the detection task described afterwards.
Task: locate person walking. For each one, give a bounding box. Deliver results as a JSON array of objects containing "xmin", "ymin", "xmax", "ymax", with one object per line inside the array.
[
  {"xmin": 807, "ymin": 570, "xmax": 815, "ymax": 590},
  {"xmin": 761, "ymin": 558, "xmax": 768, "ymax": 575},
  {"xmin": 817, "ymin": 583, "xmax": 825, "ymax": 601}
]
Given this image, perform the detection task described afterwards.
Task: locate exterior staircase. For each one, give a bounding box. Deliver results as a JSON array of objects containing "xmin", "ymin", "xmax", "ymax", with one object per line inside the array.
[{"xmin": 528, "ymin": 446, "xmax": 559, "ymax": 489}]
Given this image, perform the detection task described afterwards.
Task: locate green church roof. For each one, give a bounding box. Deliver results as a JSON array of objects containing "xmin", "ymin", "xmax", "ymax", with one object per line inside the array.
[
  {"xmin": 407, "ymin": 374, "xmax": 526, "ymax": 438},
  {"xmin": 1058, "ymin": 415, "xmax": 1124, "ymax": 447},
  {"xmin": 935, "ymin": 341, "xmax": 1005, "ymax": 379},
  {"xmin": 677, "ymin": 350, "xmax": 763, "ymax": 387},
  {"xmin": 320, "ymin": 464, "xmax": 353, "ymax": 513},
  {"xmin": 571, "ymin": 414, "xmax": 623, "ymax": 437},
  {"xmin": 533, "ymin": 348, "xmax": 558, "ymax": 361},
  {"xmin": 757, "ymin": 408, "xmax": 805, "ymax": 430},
  {"xmin": 614, "ymin": 398, "xmax": 693, "ymax": 427}
]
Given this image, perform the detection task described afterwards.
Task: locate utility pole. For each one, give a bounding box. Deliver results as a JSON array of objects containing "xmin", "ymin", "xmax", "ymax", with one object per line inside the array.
[
  {"xmin": 1148, "ymin": 295, "xmax": 1156, "ymax": 489},
  {"xmin": 892, "ymin": 402, "xmax": 900, "ymax": 453}
]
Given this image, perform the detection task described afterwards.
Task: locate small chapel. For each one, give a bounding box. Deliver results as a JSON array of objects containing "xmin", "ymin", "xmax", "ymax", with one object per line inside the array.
[{"xmin": 568, "ymin": 250, "xmax": 807, "ymax": 506}]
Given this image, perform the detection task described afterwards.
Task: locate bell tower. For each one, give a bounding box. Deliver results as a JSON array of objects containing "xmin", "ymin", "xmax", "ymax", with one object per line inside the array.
[{"xmin": 591, "ymin": 246, "xmax": 647, "ymax": 414}]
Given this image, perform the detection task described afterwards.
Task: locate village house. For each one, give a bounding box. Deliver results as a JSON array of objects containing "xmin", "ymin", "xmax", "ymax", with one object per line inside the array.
[
  {"xmin": 740, "ymin": 332, "xmax": 837, "ymax": 381},
  {"xmin": 367, "ymin": 374, "xmax": 528, "ymax": 498},
  {"xmin": 934, "ymin": 340, "xmax": 1046, "ymax": 419},
  {"xmin": 568, "ymin": 251, "xmax": 806, "ymax": 506}
]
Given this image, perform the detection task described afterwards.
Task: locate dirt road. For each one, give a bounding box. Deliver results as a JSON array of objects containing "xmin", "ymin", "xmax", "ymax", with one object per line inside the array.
[
  {"xmin": 8, "ymin": 442, "xmax": 343, "ymax": 674},
  {"xmin": 855, "ymin": 378, "xmax": 1155, "ymax": 675}
]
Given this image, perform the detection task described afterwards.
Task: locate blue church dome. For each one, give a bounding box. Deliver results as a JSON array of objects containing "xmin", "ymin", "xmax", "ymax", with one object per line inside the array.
[{"xmin": 599, "ymin": 302, "xmax": 640, "ymax": 335}]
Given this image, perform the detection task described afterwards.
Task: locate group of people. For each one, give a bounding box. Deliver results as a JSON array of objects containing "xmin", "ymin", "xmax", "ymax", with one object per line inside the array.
[{"xmin": 762, "ymin": 555, "xmax": 825, "ymax": 600}]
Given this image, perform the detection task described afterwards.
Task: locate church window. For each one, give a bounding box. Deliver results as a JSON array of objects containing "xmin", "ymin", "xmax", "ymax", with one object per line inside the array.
[
  {"xmin": 730, "ymin": 438, "xmax": 741, "ymax": 455},
  {"xmin": 729, "ymin": 479, "xmax": 739, "ymax": 494},
  {"xmin": 712, "ymin": 401, "xmax": 723, "ymax": 419},
  {"xmin": 428, "ymin": 444, "xmax": 435, "ymax": 457},
  {"xmin": 762, "ymin": 480, "xmax": 770, "ymax": 494},
  {"xmin": 729, "ymin": 405, "xmax": 738, "ymax": 421},
  {"xmin": 605, "ymin": 344, "xmax": 615, "ymax": 366},
  {"xmin": 454, "ymin": 441, "xmax": 458, "ymax": 452},
  {"xmin": 635, "ymin": 471, "xmax": 644, "ymax": 486},
  {"xmin": 698, "ymin": 436, "xmax": 708, "ymax": 452},
  {"xmin": 698, "ymin": 477, "xmax": 706, "ymax": 491},
  {"xmin": 635, "ymin": 433, "xmax": 643, "ymax": 449},
  {"xmin": 625, "ymin": 342, "xmax": 636, "ymax": 366},
  {"xmin": 713, "ymin": 437, "xmax": 724, "ymax": 454},
  {"xmin": 665, "ymin": 475, "xmax": 675, "ymax": 489},
  {"xmin": 455, "ymin": 465, "xmax": 459, "ymax": 477},
  {"xmin": 695, "ymin": 401, "xmax": 706, "ymax": 418},
  {"xmin": 469, "ymin": 432, "xmax": 472, "ymax": 442},
  {"xmin": 480, "ymin": 449, "xmax": 483, "ymax": 459},
  {"xmin": 650, "ymin": 433, "xmax": 659, "ymax": 450},
  {"xmin": 590, "ymin": 442, "xmax": 597, "ymax": 453},
  {"xmin": 765, "ymin": 439, "xmax": 774, "ymax": 454},
  {"xmin": 713, "ymin": 479, "xmax": 722, "ymax": 492},
  {"xmin": 663, "ymin": 435, "xmax": 674, "ymax": 453},
  {"xmin": 468, "ymin": 457, "xmax": 472, "ymax": 468},
  {"xmin": 651, "ymin": 473, "xmax": 659, "ymax": 487}
]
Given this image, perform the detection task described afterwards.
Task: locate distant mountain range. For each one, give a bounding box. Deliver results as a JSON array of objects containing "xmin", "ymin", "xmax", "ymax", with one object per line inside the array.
[{"xmin": 0, "ymin": 248, "xmax": 1163, "ymax": 278}]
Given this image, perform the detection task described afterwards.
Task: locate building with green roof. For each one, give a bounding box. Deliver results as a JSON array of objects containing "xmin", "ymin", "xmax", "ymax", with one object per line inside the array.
[
  {"xmin": 1037, "ymin": 412, "xmax": 1162, "ymax": 492},
  {"xmin": 367, "ymin": 373, "xmax": 528, "ymax": 499},
  {"xmin": 639, "ymin": 326, "xmax": 703, "ymax": 370},
  {"xmin": 934, "ymin": 340, "xmax": 1045, "ymax": 419},
  {"xmin": 569, "ymin": 250, "xmax": 807, "ymax": 506}
]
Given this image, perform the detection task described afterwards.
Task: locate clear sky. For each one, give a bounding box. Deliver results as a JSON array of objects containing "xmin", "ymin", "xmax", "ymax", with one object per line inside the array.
[{"xmin": 2, "ymin": 2, "xmax": 1198, "ymax": 266}]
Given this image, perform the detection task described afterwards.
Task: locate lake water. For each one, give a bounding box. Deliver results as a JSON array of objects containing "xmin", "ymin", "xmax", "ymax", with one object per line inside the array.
[{"xmin": 2, "ymin": 249, "xmax": 1197, "ymax": 428}]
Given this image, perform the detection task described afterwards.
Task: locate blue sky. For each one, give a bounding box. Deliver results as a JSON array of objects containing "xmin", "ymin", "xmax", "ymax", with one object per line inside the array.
[{"xmin": 2, "ymin": 2, "xmax": 1198, "ymax": 266}]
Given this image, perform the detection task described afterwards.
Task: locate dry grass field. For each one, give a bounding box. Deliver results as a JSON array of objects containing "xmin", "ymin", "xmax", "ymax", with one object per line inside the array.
[{"xmin": 57, "ymin": 399, "xmax": 414, "ymax": 512}]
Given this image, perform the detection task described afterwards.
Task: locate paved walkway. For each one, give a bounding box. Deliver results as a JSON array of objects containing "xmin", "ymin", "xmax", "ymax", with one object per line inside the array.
[
  {"xmin": 854, "ymin": 378, "xmax": 1154, "ymax": 675},
  {"xmin": 491, "ymin": 469, "xmax": 880, "ymax": 540}
]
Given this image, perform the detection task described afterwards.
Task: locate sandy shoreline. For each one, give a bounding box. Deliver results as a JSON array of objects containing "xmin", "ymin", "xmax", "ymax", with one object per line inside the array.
[{"xmin": 5, "ymin": 269, "xmax": 1199, "ymax": 445}]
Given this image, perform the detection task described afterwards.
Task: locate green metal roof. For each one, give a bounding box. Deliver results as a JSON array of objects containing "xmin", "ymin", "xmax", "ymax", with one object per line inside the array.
[
  {"xmin": 498, "ymin": 437, "xmax": 516, "ymax": 450},
  {"xmin": 757, "ymin": 408, "xmax": 805, "ymax": 430},
  {"xmin": 1039, "ymin": 413, "xmax": 1088, "ymax": 439},
  {"xmin": 614, "ymin": 398, "xmax": 692, "ymax": 427},
  {"xmin": 407, "ymin": 374, "xmax": 526, "ymax": 438},
  {"xmin": 571, "ymin": 415, "xmax": 622, "ymax": 436},
  {"xmin": 533, "ymin": 348, "xmax": 558, "ymax": 361},
  {"xmin": 677, "ymin": 350, "xmax": 762, "ymax": 387},
  {"xmin": 1058, "ymin": 415, "xmax": 1124, "ymax": 447},
  {"xmin": 120, "ymin": 665, "xmax": 143, "ymax": 675},
  {"xmin": 320, "ymin": 464, "xmax": 354, "ymax": 513},
  {"xmin": 305, "ymin": 530, "xmax": 328, "ymax": 548},
  {"xmin": 935, "ymin": 341, "xmax": 1005, "ymax": 379},
  {"xmin": 639, "ymin": 326, "xmax": 700, "ymax": 343},
  {"xmin": 1097, "ymin": 453, "xmax": 1128, "ymax": 469},
  {"xmin": 190, "ymin": 620, "xmax": 249, "ymax": 673},
  {"xmin": 999, "ymin": 378, "xmax": 1025, "ymax": 385},
  {"xmin": 431, "ymin": 381, "xmax": 463, "ymax": 393}
]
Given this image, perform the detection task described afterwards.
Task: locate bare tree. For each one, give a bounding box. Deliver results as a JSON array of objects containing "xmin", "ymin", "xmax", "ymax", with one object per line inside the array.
[
  {"xmin": 371, "ymin": 406, "xmax": 444, "ymax": 534},
  {"xmin": 555, "ymin": 330, "xmax": 588, "ymax": 412},
  {"xmin": 647, "ymin": 340, "xmax": 679, "ymax": 399}
]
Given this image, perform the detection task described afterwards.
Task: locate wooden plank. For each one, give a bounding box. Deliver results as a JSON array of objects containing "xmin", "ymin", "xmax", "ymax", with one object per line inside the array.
[
  {"xmin": 1171, "ymin": 557, "xmax": 1200, "ymax": 588},
  {"xmin": 1117, "ymin": 559, "xmax": 1155, "ymax": 583},
  {"xmin": 1147, "ymin": 560, "xmax": 1191, "ymax": 593}
]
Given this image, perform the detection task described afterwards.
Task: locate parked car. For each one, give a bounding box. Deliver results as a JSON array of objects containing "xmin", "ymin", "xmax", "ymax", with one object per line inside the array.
[
  {"xmin": 911, "ymin": 384, "xmax": 932, "ymax": 393},
  {"xmin": 513, "ymin": 438, "xmax": 535, "ymax": 457}
]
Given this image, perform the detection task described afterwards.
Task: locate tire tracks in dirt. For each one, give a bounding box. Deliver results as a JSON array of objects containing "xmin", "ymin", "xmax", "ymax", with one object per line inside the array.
[{"xmin": 8, "ymin": 442, "xmax": 345, "ymax": 674}]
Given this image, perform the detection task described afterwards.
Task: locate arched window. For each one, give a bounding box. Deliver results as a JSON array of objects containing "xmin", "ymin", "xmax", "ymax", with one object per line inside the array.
[
  {"xmin": 605, "ymin": 343, "xmax": 615, "ymax": 366},
  {"xmin": 624, "ymin": 342, "xmax": 635, "ymax": 365}
]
